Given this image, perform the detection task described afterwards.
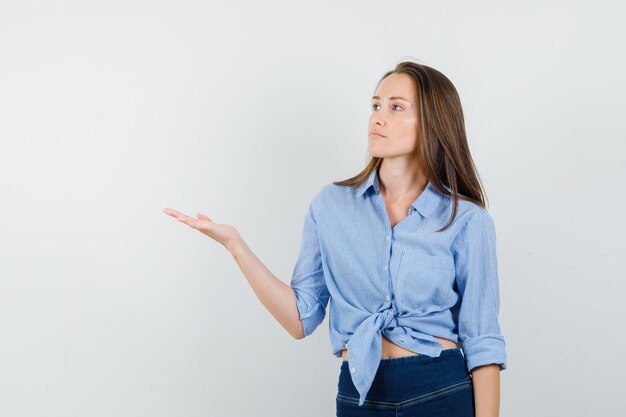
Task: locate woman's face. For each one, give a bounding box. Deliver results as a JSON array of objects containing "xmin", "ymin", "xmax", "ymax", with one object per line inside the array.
[{"xmin": 368, "ymin": 72, "xmax": 419, "ymax": 159}]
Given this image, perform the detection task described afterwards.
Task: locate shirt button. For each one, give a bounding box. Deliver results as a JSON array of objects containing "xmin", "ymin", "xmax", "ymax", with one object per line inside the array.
[
  {"xmin": 400, "ymin": 339, "xmax": 405, "ymax": 342},
  {"xmin": 385, "ymin": 294, "xmax": 390, "ymax": 301},
  {"xmin": 351, "ymin": 368, "xmax": 356, "ymax": 373},
  {"xmin": 386, "ymin": 235, "xmax": 390, "ymax": 241},
  {"xmin": 384, "ymin": 265, "xmax": 388, "ymax": 271}
]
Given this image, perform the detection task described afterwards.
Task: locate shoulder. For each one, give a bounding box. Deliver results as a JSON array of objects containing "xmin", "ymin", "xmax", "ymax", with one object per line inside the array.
[
  {"xmin": 450, "ymin": 201, "xmax": 497, "ymax": 249},
  {"xmin": 459, "ymin": 200, "xmax": 492, "ymax": 223},
  {"xmin": 307, "ymin": 182, "xmax": 360, "ymax": 221},
  {"xmin": 324, "ymin": 181, "xmax": 355, "ymax": 194},
  {"xmin": 314, "ymin": 182, "xmax": 358, "ymax": 205},
  {"xmin": 436, "ymin": 188, "xmax": 496, "ymax": 239},
  {"xmin": 308, "ymin": 183, "xmax": 336, "ymax": 214},
  {"xmin": 463, "ymin": 202, "xmax": 494, "ymax": 229},
  {"xmin": 438, "ymin": 191, "xmax": 494, "ymax": 227}
]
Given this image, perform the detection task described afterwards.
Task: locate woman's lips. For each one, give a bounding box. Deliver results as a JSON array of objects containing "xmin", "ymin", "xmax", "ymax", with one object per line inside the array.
[{"xmin": 370, "ymin": 133, "xmax": 386, "ymax": 137}]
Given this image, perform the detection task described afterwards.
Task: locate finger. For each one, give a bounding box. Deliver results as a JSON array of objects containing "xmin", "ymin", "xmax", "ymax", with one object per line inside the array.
[
  {"xmin": 164, "ymin": 209, "xmax": 193, "ymax": 224},
  {"xmin": 176, "ymin": 214, "xmax": 192, "ymax": 224},
  {"xmin": 163, "ymin": 208, "xmax": 183, "ymax": 218},
  {"xmin": 178, "ymin": 215, "xmax": 204, "ymax": 230},
  {"xmin": 196, "ymin": 213, "xmax": 212, "ymax": 221}
]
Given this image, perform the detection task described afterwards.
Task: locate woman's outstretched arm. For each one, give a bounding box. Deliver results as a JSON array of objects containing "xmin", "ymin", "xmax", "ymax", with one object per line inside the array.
[
  {"xmin": 163, "ymin": 208, "xmax": 305, "ymax": 340},
  {"xmin": 228, "ymin": 237, "xmax": 305, "ymax": 339}
]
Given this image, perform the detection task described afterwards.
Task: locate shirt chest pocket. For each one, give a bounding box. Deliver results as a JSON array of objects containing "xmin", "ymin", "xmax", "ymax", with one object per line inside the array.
[{"xmin": 394, "ymin": 249, "xmax": 455, "ymax": 314}]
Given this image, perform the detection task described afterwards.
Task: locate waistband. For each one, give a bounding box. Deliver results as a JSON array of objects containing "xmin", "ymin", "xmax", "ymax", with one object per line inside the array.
[{"xmin": 341, "ymin": 348, "xmax": 463, "ymax": 367}]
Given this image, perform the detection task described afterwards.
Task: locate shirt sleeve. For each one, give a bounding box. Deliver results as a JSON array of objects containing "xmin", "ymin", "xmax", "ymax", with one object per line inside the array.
[
  {"xmin": 290, "ymin": 189, "xmax": 330, "ymax": 337},
  {"xmin": 451, "ymin": 207, "xmax": 507, "ymax": 373}
]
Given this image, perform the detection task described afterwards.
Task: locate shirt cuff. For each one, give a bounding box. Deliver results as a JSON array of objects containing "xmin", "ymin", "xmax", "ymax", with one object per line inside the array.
[{"xmin": 461, "ymin": 334, "xmax": 507, "ymax": 373}]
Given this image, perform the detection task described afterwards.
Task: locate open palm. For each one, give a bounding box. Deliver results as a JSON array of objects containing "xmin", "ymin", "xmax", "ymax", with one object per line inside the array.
[{"xmin": 162, "ymin": 208, "xmax": 240, "ymax": 251}]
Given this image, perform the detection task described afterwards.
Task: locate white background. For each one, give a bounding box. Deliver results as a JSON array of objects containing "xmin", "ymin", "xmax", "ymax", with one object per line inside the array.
[{"xmin": 1, "ymin": 1, "xmax": 624, "ymax": 416}]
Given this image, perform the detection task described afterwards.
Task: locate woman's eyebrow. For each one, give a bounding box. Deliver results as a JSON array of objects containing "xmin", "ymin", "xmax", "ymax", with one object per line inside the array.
[{"xmin": 371, "ymin": 95, "xmax": 411, "ymax": 102}]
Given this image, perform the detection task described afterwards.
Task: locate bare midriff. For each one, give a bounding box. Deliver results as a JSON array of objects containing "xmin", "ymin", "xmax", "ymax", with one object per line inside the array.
[{"xmin": 341, "ymin": 334, "xmax": 458, "ymax": 361}]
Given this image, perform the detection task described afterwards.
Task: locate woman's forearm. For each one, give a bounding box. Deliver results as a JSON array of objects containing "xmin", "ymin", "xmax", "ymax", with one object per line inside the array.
[
  {"xmin": 228, "ymin": 236, "xmax": 304, "ymax": 339},
  {"xmin": 471, "ymin": 364, "xmax": 501, "ymax": 417}
]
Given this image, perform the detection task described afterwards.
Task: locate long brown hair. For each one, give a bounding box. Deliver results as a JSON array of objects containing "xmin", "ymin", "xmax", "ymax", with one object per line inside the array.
[{"xmin": 332, "ymin": 60, "xmax": 489, "ymax": 232}]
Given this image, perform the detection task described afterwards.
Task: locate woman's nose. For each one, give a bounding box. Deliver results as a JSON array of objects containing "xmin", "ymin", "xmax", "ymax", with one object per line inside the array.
[{"xmin": 371, "ymin": 112, "xmax": 386, "ymax": 125}]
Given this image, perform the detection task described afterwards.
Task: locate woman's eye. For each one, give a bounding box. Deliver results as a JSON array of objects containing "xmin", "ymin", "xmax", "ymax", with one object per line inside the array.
[{"xmin": 371, "ymin": 104, "xmax": 403, "ymax": 111}]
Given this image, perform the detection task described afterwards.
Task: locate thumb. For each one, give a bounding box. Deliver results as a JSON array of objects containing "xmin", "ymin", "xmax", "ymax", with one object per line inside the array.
[{"xmin": 196, "ymin": 213, "xmax": 212, "ymax": 221}]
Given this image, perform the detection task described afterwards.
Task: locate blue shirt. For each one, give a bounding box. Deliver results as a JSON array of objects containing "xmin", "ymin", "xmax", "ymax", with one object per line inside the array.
[{"xmin": 290, "ymin": 167, "xmax": 507, "ymax": 406}]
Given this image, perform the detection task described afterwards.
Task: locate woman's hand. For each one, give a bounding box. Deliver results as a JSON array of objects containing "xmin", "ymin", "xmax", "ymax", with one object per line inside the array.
[{"xmin": 162, "ymin": 208, "xmax": 241, "ymax": 252}]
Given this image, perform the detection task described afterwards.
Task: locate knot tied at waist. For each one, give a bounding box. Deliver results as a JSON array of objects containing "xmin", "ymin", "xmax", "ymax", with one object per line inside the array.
[{"xmin": 344, "ymin": 307, "xmax": 445, "ymax": 406}]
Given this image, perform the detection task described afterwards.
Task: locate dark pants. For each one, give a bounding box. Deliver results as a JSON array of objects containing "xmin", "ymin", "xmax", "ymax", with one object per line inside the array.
[{"xmin": 336, "ymin": 348, "xmax": 475, "ymax": 417}]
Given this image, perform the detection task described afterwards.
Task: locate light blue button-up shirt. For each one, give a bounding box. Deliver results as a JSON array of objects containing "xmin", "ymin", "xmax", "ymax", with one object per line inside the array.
[{"xmin": 290, "ymin": 167, "xmax": 507, "ymax": 406}]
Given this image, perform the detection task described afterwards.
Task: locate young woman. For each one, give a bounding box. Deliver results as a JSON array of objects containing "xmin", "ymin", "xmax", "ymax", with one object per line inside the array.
[{"xmin": 163, "ymin": 60, "xmax": 507, "ymax": 417}]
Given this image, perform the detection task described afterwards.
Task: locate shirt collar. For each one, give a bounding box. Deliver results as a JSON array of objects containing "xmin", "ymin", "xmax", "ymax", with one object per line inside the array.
[
  {"xmin": 355, "ymin": 167, "xmax": 380, "ymax": 197},
  {"xmin": 355, "ymin": 168, "xmax": 445, "ymax": 218}
]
